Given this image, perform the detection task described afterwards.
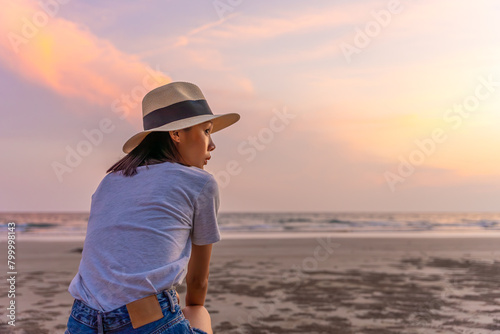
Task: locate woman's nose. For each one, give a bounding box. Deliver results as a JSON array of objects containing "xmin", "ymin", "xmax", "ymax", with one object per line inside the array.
[{"xmin": 208, "ymin": 137, "xmax": 216, "ymax": 151}]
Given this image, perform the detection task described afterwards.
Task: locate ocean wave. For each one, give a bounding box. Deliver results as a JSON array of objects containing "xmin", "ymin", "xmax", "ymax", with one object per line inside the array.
[{"xmin": 2, "ymin": 212, "xmax": 500, "ymax": 236}]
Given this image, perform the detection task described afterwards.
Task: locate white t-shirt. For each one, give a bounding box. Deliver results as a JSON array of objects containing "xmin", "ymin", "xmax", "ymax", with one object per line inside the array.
[{"xmin": 68, "ymin": 161, "xmax": 221, "ymax": 311}]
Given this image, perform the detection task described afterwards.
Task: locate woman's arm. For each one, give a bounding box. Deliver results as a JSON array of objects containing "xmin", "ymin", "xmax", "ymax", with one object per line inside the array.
[{"xmin": 185, "ymin": 243, "xmax": 213, "ymax": 306}]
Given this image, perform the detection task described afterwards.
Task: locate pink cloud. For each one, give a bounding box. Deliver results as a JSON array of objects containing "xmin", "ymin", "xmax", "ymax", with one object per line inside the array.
[{"xmin": 0, "ymin": 0, "xmax": 171, "ymax": 122}]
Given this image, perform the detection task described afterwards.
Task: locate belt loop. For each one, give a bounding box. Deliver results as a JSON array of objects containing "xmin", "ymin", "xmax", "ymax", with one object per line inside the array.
[
  {"xmin": 97, "ymin": 311, "xmax": 104, "ymax": 334},
  {"xmin": 164, "ymin": 289, "xmax": 176, "ymax": 313}
]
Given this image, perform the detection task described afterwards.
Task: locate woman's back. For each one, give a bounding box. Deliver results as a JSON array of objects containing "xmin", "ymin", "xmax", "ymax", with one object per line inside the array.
[{"xmin": 68, "ymin": 161, "xmax": 221, "ymax": 312}]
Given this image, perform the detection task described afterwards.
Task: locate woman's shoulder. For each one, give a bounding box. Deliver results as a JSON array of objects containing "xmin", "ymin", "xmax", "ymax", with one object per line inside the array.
[
  {"xmin": 165, "ymin": 161, "xmax": 214, "ymax": 179},
  {"xmin": 154, "ymin": 162, "xmax": 218, "ymax": 192},
  {"xmin": 163, "ymin": 163, "xmax": 219, "ymax": 198}
]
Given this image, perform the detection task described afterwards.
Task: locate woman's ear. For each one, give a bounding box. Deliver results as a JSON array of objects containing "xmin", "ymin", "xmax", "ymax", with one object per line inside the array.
[{"xmin": 169, "ymin": 130, "xmax": 181, "ymax": 143}]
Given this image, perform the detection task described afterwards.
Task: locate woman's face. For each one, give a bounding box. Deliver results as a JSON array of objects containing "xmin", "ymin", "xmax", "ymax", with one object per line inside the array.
[{"xmin": 170, "ymin": 121, "xmax": 216, "ymax": 169}]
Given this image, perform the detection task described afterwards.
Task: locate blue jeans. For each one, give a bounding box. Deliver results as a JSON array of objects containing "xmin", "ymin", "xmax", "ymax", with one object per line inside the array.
[{"xmin": 65, "ymin": 288, "xmax": 208, "ymax": 334}]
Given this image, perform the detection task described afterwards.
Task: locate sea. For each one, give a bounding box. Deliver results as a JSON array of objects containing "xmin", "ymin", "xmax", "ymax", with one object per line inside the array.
[{"xmin": 1, "ymin": 211, "xmax": 500, "ymax": 241}]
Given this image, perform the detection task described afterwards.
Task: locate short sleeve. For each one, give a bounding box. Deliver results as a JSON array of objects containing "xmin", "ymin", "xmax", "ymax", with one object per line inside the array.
[{"xmin": 191, "ymin": 175, "xmax": 221, "ymax": 245}]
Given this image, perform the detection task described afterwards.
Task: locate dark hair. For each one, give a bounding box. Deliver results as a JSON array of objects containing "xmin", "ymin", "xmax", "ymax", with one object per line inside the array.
[{"xmin": 106, "ymin": 129, "xmax": 190, "ymax": 177}]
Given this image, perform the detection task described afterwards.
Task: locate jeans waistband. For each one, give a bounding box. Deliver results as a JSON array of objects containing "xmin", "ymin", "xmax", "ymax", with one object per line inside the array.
[{"xmin": 71, "ymin": 288, "xmax": 178, "ymax": 333}]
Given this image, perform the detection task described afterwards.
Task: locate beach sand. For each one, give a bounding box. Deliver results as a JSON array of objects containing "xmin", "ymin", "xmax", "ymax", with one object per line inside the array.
[{"xmin": 0, "ymin": 235, "xmax": 499, "ymax": 333}]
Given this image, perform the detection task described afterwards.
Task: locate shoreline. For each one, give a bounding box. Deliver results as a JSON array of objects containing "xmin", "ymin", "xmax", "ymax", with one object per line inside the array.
[{"xmin": 12, "ymin": 230, "xmax": 500, "ymax": 241}]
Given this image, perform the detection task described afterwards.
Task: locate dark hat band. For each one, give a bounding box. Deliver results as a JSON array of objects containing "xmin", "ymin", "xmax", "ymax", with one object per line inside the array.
[{"xmin": 143, "ymin": 99, "xmax": 214, "ymax": 130}]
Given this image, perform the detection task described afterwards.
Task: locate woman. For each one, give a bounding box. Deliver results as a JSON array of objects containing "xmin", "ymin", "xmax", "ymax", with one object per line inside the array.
[{"xmin": 65, "ymin": 82, "xmax": 240, "ymax": 333}]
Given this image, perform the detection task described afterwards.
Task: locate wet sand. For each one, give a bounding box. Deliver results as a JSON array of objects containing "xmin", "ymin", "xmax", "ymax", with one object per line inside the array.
[{"xmin": 0, "ymin": 235, "xmax": 499, "ymax": 333}]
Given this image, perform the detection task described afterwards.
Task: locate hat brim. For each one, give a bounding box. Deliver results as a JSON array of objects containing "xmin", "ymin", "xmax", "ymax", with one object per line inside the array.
[{"xmin": 122, "ymin": 113, "xmax": 240, "ymax": 154}]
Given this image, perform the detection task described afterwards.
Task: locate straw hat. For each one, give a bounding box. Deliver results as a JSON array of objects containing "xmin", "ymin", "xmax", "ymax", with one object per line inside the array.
[{"xmin": 122, "ymin": 81, "xmax": 240, "ymax": 154}]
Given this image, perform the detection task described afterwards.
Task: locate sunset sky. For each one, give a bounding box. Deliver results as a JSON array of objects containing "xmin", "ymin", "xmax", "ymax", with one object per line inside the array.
[{"xmin": 1, "ymin": 0, "xmax": 499, "ymax": 212}]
